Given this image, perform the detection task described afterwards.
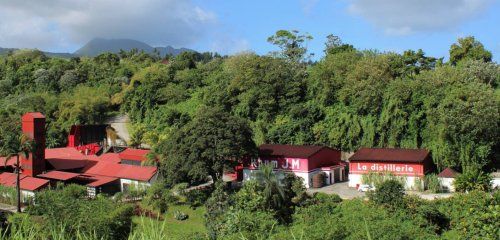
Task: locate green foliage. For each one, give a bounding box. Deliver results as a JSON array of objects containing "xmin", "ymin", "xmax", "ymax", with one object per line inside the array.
[
  {"xmin": 173, "ymin": 210, "xmax": 189, "ymax": 221},
  {"xmin": 368, "ymin": 179, "xmax": 405, "ymax": 208},
  {"xmin": 24, "ymin": 184, "xmax": 134, "ymax": 240},
  {"xmin": 449, "ymin": 36, "xmax": 492, "ymax": 65},
  {"xmin": 434, "ymin": 191, "xmax": 499, "ymax": 239},
  {"xmin": 157, "ymin": 107, "xmax": 257, "ymax": 185},
  {"xmin": 361, "ymin": 171, "xmax": 406, "ymax": 188},
  {"xmin": 454, "ymin": 169, "xmax": 492, "ymax": 192},
  {"xmin": 267, "ymin": 30, "xmax": 313, "ymax": 63},
  {"xmin": 424, "ymin": 174, "xmax": 441, "ymax": 193}
]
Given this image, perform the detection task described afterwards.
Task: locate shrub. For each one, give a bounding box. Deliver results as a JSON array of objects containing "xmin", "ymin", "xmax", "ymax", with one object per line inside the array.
[
  {"xmin": 173, "ymin": 210, "xmax": 189, "ymax": 221},
  {"xmin": 368, "ymin": 180, "xmax": 405, "ymax": 208},
  {"xmin": 24, "ymin": 184, "xmax": 134, "ymax": 240},
  {"xmin": 413, "ymin": 177, "xmax": 424, "ymax": 191},
  {"xmin": 185, "ymin": 188, "xmax": 211, "ymax": 208},
  {"xmin": 454, "ymin": 169, "xmax": 492, "ymax": 192},
  {"xmin": 424, "ymin": 174, "xmax": 441, "ymax": 193}
]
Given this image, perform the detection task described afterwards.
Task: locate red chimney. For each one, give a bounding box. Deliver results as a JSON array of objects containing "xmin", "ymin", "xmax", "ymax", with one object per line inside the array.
[{"xmin": 21, "ymin": 112, "xmax": 46, "ymax": 177}]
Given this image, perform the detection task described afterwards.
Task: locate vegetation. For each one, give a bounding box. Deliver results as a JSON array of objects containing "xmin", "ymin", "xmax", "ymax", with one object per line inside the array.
[{"xmin": 0, "ymin": 31, "xmax": 498, "ymax": 239}]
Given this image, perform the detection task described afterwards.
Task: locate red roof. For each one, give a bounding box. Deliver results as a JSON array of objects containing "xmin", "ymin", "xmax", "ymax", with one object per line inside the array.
[
  {"xmin": 259, "ymin": 144, "xmax": 328, "ymax": 158},
  {"xmin": 21, "ymin": 112, "xmax": 45, "ymax": 121},
  {"xmin": 77, "ymin": 174, "xmax": 119, "ymax": 187},
  {"xmin": 119, "ymin": 148, "xmax": 150, "ymax": 162},
  {"xmin": 38, "ymin": 171, "xmax": 81, "ymax": 181},
  {"xmin": 0, "ymin": 172, "xmax": 49, "ymax": 191},
  {"xmin": 349, "ymin": 148, "xmax": 430, "ymax": 163},
  {"xmin": 438, "ymin": 168, "xmax": 459, "ymax": 178},
  {"xmin": 2, "ymin": 147, "xmax": 157, "ymax": 182},
  {"xmin": 83, "ymin": 162, "xmax": 157, "ymax": 182}
]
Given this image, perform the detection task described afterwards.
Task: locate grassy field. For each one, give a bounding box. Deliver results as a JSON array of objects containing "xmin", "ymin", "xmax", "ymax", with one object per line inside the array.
[{"xmin": 133, "ymin": 205, "xmax": 207, "ymax": 239}]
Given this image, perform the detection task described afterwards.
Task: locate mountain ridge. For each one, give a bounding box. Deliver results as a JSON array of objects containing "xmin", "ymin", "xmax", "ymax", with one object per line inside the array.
[{"xmin": 0, "ymin": 38, "xmax": 194, "ymax": 58}]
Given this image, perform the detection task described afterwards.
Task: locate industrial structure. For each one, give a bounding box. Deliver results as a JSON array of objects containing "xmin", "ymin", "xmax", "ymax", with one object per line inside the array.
[
  {"xmin": 0, "ymin": 113, "xmax": 157, "ymax": 200},
  {"xmin": 348, "ymin": 148, "xmax": 433, "ymax": 189},
  {"xmin": 242, "ymin": 144, "xmax": 346, "ymax": 188}
]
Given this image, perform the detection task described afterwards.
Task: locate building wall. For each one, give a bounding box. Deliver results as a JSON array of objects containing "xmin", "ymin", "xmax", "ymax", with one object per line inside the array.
[
  {"xmin": 243, "ymin": 168, "xmax": 326, "ymax": 188},
  {"xmin": 349, "ymin": 161, "xmax": 425, "ymax": 176},
  {"xmin": 492, "ymin": 178, "xmax": 500, "ymax": 189},
  {"xmin": 439, "ymin": 178, "xmax": 455, "ymax": 192},
  {"xmin": 308, "ymin": 148, "xmax": 341, "ymax": 170},
  {"xmin": 120, "ymin": 179, "xmax": 151, "ymax": 192},
  {"xmin": 348, "ymin": 173, "xmax": 422, "ymax": 190}
]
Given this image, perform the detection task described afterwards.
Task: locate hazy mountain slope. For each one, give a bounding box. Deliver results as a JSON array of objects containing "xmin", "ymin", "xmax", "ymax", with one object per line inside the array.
[{"xmin": 74, "ymin": 38, "xmax": 194, "ymax": 57}]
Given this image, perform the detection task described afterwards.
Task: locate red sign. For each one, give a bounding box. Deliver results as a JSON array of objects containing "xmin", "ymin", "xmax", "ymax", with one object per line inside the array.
[
  {"xmin": 349, "ymin": 162, "xmax": 423, "ymax": 176},
  {"xmin": 247, "ymin": 158, "xmax": 309, "ymax": 172}
]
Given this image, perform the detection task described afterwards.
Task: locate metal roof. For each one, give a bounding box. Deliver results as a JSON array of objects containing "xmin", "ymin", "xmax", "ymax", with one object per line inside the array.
[
  {"xmin": 438, "ymin": 168, "xmax": 459, "ymax": 178},
  {"xmin": 0, "ymin": 172, "xmax": 49, "ymax": 191},
  {"xmin": 119, "ymin": 148, "xmax": 150, "ymax": 161},
  {"xmin": 82, "ymin": 162, "xmax": 157, "ymax": 182},
  {"xmin": 349, "ymin": 148, "xmax": 430, "ymax": 163},
  {"xmin": 38, "ymin": 170, "xmax": 81, "ymax": 181},
  {"xmin": 259, "ymin": 144, "xmax": 329, "ymax": 158}
]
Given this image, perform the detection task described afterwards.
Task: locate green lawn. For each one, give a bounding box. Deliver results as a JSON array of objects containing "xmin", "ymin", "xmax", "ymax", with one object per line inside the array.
[{"xmin": 133, "ymin": 205, "xmax": 207, "ymax": 239}]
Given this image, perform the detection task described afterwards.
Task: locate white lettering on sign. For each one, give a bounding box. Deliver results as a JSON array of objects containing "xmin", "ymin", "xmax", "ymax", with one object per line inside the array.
[
  {"xmin": 252, "ymin": 158, "xmax": 301, "ymax": 170},
  {"xmin": 356, "ymin": 163, "xmax": 415, "ymax": 174},
  {"xmin": 291, "ymin": 159, "xmax": 300, "ymax": 169}
]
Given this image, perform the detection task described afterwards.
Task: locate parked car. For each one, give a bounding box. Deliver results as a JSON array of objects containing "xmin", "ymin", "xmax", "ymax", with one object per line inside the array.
[{"xmin": 358, "ymin": 184, "xmax": 375, "ymax": 192}]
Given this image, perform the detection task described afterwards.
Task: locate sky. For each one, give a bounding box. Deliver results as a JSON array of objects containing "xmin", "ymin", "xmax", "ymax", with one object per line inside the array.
[{"xmin": 0, "ymin": 0, "xmax": 499, "ymax": 61}]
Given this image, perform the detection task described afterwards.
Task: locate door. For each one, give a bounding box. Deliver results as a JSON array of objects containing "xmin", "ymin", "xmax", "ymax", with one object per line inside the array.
[{"xmin": 334, "ymin": 168, "xmax": 341, "ymax": 182}]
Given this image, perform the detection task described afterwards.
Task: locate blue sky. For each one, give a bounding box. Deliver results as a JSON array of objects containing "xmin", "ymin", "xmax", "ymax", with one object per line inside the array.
[
  {"xmin": 191, "ymin": 0, "xmax": 500, "ymax": 61},
  {"xmin": 0, "ymin": 0, "xmax": 498, "ymax": 61}
]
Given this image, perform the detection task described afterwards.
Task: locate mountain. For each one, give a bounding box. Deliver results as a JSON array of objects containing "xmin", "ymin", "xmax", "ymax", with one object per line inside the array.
[
  {"xmin": 74, "ymin": 38, "xmax": 194, "ymax": 57},
  {"xmin": 0, "ymin": 38, "xmax": 194, "ymax": 58}
]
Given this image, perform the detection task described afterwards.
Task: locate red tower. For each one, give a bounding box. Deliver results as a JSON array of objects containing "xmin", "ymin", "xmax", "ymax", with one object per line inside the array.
[{"xmin": 21, "ymin": 112, "xmax": 46, "ymax": 177}]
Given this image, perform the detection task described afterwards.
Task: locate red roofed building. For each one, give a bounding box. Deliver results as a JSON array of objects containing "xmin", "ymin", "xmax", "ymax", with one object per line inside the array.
[
  {"xmin": 348, "ymin": 148, "xmax": 433, "ymax": 189},
  {"xmin": 119, "ymin": 148, "xmax": 151, "ymax": 165},
  {"xmin": 0, "ymin": 172, "xmax": 49, "ymax": 202},
  {"xmin": 0, "ymin": 113, "xmax": 158, "ymax": 198},
  {"xmin": 243, "ymin": 144, "xmax": 345, "ymax": 188},
  {"xmin": 438, "ymin": 168, "xmax": 459, "ymax": 192}
]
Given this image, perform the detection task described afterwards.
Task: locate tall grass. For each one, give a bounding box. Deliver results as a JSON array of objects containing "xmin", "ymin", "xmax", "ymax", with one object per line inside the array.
[
  {"xmin": 128, "ymin": 217, "xmax": 169, "ymax": 240},
  {"xmin": 0, "ymin": 215, "xmax": 170, "ymax": 240}
]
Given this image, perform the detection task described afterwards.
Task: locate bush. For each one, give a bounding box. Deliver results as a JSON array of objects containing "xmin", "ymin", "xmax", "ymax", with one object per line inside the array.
[
  {"xmin": 424, "ymin": 174, "xmax": 441, "ymax": 193},
  {"xmin": 24, "ymin": 184, "xmax": 134, "ymax": 240},
  {"xmin": 173, "ymin": 210, "xmax": 189, "ymax": 221},
  {"xmin": 368, "ymin": 180, "xmax": 405, "ymax": 208},
  {"xmin": 185, "ymin": 188, "xmax": 211, "ymax": 208},
  {"xmin": 454, "ymin": 169, "xmax": 492, "ymax": 192}
]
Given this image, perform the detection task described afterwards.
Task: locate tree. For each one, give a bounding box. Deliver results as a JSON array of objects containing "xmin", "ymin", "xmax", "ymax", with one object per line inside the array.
[
  {"xmin": 324, "ymin": 34, "xmax": 355, "ymax": 55},
  {"xmin": 205, "ymin": 181, "xmax": 231, "ymax": 239},
  {"xmin": 0, "ymin": 132, "xmax": 34, "ymax": 212},
  {"xmin": 158, "ymin": 107, "xmax": 257, "ymax": 185},
  {"xmin": 449, "ymin": 36, "xmax": 492, "ymax": 65},
  {"xmin": 58, "ymin": 70, "xmax": 81, "ymax": 91},
  {"xmin": 454, "ymin": 168, "xmax": 492, "ymax": 192},
  {"xmin": 368, "ymin": 180, "xmax": 405, "ymax": 208},
  {"xmin": 253, "ymin": 163, "xmax": 285, "ymax": 210},
  {"xmin": 267, "ymin": 30, "xmax": 313, "ymax": 63}
]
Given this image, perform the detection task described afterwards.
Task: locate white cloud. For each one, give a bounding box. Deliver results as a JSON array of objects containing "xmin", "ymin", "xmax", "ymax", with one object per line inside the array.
[
  {"xmin": 300, "ymin": 0, "xmax": 319, "ymax": 15},
  {"xmin": 0, "ymin": 0, "xmax": 216, "ymax": 50},
  {"xmin": 210, "ymin": 37, "xmax": 250, "ymax": 55},
  {"xmin": 347, "ymin": 0, "xmax": 494, "ymax": 35}
]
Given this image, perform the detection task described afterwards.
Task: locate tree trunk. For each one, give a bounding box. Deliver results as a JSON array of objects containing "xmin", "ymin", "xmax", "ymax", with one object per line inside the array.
[{"xmin": 16, "ymin": 155, "xmax": 21, "ymax": 213}]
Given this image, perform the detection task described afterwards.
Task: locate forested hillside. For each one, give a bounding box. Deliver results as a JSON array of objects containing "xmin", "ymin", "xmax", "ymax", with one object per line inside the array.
[{"xmin": 0, "ymin": 31, "xmax": 498, "ymax": 177}]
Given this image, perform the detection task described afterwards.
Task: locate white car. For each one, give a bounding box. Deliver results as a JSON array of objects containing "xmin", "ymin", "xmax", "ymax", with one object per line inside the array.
[{"xmin": 358, "ymin": 184, "xmax": 375, "ymax": 192}]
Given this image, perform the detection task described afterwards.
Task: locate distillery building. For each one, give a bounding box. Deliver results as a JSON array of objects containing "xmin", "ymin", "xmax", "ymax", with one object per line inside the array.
[
  {"xmin": 348, "ymin": 148, "xmax": 433, "ymax": 189},
  {"xmin": 0, "ymin": 112, "xmax": 157, "ymax": 199},
  {"xmin": 242, "ymin": 144, "xmax": 346, "ymax": 188}
]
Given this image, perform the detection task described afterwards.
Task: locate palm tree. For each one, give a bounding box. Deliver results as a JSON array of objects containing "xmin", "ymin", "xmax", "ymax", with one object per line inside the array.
[
  {"xmin": 253, "ymin": 163, "xmax": 285, "ymax": 209},
  {"xmin": 0, "ymin": 132, "xmax": 34, "ymax": 212}
]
